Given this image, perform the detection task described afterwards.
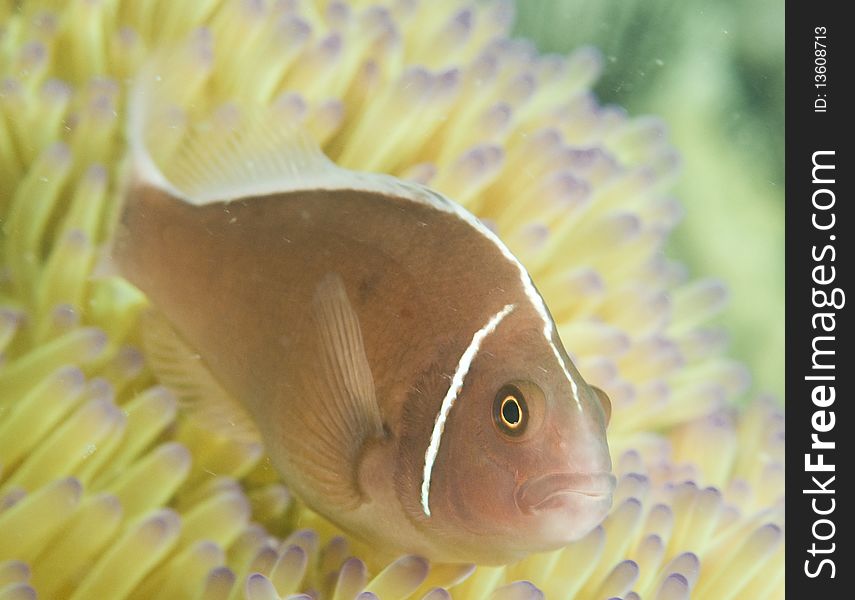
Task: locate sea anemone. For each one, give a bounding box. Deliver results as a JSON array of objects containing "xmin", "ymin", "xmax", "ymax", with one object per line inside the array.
[{"xmin": 0, "ymin": 0, "xmax": 782, "ymax": 598}]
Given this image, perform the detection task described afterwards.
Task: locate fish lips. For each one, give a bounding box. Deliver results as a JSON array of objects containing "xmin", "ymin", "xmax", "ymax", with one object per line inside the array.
[{"xmin": 516, "ymin": 471, "xmax": 616, "ymax": 514}]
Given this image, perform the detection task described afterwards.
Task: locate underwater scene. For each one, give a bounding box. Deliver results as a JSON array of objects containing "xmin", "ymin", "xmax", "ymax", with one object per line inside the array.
[{"xmin": 0, "ymin": 1, "xmax": 783, "ymax": 599}]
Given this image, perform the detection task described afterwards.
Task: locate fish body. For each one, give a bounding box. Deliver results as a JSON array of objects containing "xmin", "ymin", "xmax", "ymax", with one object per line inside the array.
[{"xmin": 114, "ymin": 75, "xmax": 615, "ymax": 564}]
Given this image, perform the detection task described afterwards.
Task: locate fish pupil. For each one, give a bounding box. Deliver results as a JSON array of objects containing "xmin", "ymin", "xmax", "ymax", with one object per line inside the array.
[
  {"xmin": 502, "ymin": 397, "xmax": 521, "ymax": 426},
  {"xmin": 494, "ymin": 384, "xmax": 528, "ymax": 436}
]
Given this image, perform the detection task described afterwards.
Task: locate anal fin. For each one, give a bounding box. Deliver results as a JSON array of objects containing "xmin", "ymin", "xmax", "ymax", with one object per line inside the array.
[{"xmin": 142, "ymin": 312, "xmax": 261, "ymax": 446}]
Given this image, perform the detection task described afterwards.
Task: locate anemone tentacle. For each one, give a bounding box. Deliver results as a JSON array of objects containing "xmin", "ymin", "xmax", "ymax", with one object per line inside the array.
[{"xmin": 0, "ymin": 1, "xmax": 782, "ymax": 598}]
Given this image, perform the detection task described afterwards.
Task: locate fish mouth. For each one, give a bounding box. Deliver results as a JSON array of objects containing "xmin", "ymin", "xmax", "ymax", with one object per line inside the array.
[{"xmin": 516, "ymin": 472, "xmax": 616, "ymax": 514}]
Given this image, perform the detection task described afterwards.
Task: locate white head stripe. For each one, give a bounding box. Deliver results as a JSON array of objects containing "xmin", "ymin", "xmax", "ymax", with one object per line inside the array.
[{"xmin": 420, "ymin": 303, "xmax": 516, "ymax": 517}]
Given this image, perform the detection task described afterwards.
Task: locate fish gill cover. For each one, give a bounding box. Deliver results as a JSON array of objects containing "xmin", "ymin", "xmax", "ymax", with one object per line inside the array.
[{"xmin": 0, "ymin": 1, "xmax": 782, "ymax": 599}]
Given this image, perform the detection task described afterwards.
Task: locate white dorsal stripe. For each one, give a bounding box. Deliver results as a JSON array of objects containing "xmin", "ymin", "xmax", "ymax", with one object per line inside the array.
[
  {"xmin": 420, "ymin": 303, "xmax": 516, "ymax": 517},
  {"xmin": 471, "ymin": 220, "xmax": 581, "ymax": 408},
  {"xmin": 432, "ymin": 193, "xmax": 582, "ymax": 410}
]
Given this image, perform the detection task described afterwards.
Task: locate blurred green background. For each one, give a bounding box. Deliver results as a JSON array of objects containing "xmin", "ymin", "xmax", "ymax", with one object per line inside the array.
[{"xmin": 514, "ymin": 0, "xmax": 785, "ymax": 400}]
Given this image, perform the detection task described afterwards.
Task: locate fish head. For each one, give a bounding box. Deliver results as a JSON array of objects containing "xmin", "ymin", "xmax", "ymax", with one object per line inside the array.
[{"xmin": 414, "ymin": 311, "xmax": 615, "ymax": 561}]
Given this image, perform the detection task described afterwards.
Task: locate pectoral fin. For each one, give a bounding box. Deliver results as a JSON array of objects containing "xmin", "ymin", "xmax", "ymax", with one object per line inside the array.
[
  {"xmin": 142, "ymin": 312, "xmax": 262, "ymax": 446},
  {"xmin": 288, "ymin": 273, "xmax": 386, "ymax": 509}
]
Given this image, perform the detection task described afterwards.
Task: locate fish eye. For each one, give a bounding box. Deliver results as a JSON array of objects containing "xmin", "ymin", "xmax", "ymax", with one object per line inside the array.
[{"xmin": 493, "ymin": 384, "xmax": 528, "ymax": 436}]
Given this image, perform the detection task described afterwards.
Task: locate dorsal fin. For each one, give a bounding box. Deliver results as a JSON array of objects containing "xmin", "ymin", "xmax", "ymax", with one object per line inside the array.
[
  {"xmin": 154, "ymin": 109, "xmax": 357, "ymax": 205},
  {"xmin": 126, "ymin": 57, "xmax": 450, "ymax": 209},
  {"xmin": 141, "ymin": 312, "xmax": 261, "ymax": 446}
]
